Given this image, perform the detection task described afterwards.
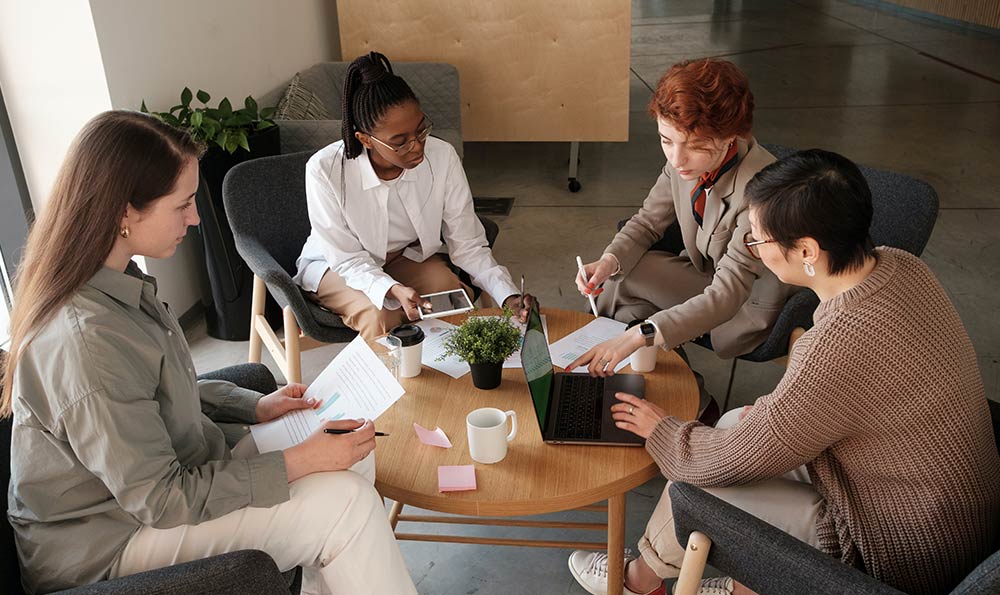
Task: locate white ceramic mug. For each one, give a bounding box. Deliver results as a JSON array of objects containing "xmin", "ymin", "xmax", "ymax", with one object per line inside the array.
[
  {"xmin": 630, "ymin": 345, "xmax": 658, "ymax": 373},
  {"xmin": 466, "ymin": 407, "xmax": 517, "ymax": 464}
]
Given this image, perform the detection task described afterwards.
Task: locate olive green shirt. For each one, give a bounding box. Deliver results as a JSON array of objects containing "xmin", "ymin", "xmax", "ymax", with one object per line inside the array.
[{"xmin": 7, "ymin": 263, "xmax": 290, "ymax": 594}]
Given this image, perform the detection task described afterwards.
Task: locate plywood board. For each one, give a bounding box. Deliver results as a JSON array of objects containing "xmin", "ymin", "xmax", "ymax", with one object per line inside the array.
[{"xmin": 337, "ymin": 0, "xmax": 630, "ymax": 142}]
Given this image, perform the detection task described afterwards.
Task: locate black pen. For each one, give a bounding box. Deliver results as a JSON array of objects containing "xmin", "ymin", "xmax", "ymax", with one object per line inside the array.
[{"xmin": 324, "ymin": 428, "xmax": 389, "ymax": 437}]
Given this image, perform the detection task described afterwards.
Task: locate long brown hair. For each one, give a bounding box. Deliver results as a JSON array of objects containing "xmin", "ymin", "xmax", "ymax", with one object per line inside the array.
[{"xmin": 1, "ymin": 110, "xmax": 203, "ymax": 417}]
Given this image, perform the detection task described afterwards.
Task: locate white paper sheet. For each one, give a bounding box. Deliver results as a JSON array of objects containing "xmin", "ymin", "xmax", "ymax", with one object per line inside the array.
[
  {"xmin": 548, "ymin": 316, "xmax": 630, "ymax": 373},
  {"xmin": 251, "ymin": 335, "xmax": 405, "ymax": 453}
]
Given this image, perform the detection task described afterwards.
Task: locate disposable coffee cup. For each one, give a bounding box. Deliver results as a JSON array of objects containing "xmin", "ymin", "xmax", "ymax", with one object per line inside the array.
[
  {"xmin": 389, "ymin": 324, "xmax": 425, "ymax": 378},
  {"xmin": 626, "ymin": 319, "xmax": 657, "ymax": 373}
]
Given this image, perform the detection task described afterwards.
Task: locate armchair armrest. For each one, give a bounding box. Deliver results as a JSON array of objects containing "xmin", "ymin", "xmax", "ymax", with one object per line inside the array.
[
  {"xmin": 57, "ymin": 550, "xmax": 294, "ymax": 595},
  {"xmin": 669, "ymin": 482, "xmax": 903, "ymax": 595}
]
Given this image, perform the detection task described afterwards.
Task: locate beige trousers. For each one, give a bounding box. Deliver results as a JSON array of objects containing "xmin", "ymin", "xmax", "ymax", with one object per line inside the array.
[
  {"xmin": 596, "ymin": 251, "xmax": 712, "ymax": 324},
  {"xmin": 110, "ymin": 442, "xmax": 413, "ymax": 595},
  {"xmin": 311, "ymin": 251, "xmax": 473, "ymax": 340},
  {"xmin": 638, "ymin": 408, "xmax": 824, "ymax": 579}
]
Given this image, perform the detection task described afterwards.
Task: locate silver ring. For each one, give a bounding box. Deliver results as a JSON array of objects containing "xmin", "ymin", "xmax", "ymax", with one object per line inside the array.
[{"xmin": 629, "ymin": 406, "xmax": 635, "ymax": 415}]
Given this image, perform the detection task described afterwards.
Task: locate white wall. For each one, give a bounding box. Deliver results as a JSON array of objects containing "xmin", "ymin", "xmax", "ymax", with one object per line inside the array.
[
  {"xmin": 89, "ymin": 0, "xmax": 340, "ymax": 316},
  {"xmin": 0, "ymin": 0, "xmax": 112, "ymax": 211},
  {"xmin": 0, "ymin": 0, "xmax": 338, "ymax": 317}
]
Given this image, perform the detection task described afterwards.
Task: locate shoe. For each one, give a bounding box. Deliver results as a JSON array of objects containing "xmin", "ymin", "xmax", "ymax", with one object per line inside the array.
[
  {"xmin": 672, "ymin": 576, "xmax": 734, "ymax": 595},
  {"xmin": 568, "ymin": 550, "xmax": 666, "ymax": 595}
]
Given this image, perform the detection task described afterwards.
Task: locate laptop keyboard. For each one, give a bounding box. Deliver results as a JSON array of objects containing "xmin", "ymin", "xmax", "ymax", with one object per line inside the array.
[{"xmin": 553, "ymin": 375, "xmax": 605, "ymax": 440}]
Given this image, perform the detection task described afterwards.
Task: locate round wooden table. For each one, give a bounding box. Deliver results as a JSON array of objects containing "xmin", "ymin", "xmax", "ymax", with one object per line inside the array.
[{"xmin": 374, "ymin": 308, "xmax": 699, "ymax": 595}]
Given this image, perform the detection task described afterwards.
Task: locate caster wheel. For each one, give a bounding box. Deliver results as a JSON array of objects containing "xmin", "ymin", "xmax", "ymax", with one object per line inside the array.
[{"xmin": 568, "ymin": 178, "xmax": 582, "ymax": 193}]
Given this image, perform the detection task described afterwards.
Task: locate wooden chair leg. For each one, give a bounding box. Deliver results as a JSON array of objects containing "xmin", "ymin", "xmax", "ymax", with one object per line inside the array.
[
  {"xmin": 388, "ymin": 500, "xmax": 404, "ymax": 530},
  {"xmin": 248, "ymin": 276, "xmax": 266, "ymax": 364},
  {"xmin": 283, "ymin": 306, "xmax": 302, "ymax": 384},
  {"xmin": 674, "ymin": 531, "xmax": 712, "ymax": 595}
]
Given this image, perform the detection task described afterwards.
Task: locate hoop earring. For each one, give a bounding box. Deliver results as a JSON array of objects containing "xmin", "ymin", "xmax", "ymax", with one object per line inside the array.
[
  {"xmin": 119, "ymin": 224, "xmax": 130, "ymax": 239},
  {"xmin": 803, "ymin": 262, "xmax": 815, "ymax": 277}
]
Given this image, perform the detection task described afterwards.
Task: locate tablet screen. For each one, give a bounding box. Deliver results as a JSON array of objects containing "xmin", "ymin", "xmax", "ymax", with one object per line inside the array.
[{"xmin": 419, "ymin": 289, "xmax": 473, "ymax": 318}]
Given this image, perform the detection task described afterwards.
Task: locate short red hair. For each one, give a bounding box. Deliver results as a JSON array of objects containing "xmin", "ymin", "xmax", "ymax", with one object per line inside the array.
[{"xmin": 649, "ymin": 58, "xmax": 754, "ymax": 140}]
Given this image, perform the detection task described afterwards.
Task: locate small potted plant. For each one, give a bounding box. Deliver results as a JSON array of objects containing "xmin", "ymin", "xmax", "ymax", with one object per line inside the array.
[{"xmin": 440, "ymin": 310, "xmax": 522, "ymax": 390}]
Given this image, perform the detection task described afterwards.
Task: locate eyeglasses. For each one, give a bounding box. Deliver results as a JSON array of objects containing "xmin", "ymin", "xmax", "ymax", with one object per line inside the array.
[
  {"xmin": 366, "ymin": 116, "xmax": 433, "ymax": 155},
  {"xmin": 743, "ymin": 232, "xmax": 779, "ymax": 259}
]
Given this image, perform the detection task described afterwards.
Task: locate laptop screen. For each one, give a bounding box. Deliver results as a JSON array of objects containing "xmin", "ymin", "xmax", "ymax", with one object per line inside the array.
[{"xmin": 521, "ymin": 303, "xmax": 554, "ymax": 432}]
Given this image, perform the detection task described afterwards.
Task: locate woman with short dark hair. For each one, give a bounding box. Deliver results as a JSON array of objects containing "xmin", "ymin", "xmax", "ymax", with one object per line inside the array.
[{"xmin": 569, "ymin": 149, "xmax": 1000, "ymax": 595}]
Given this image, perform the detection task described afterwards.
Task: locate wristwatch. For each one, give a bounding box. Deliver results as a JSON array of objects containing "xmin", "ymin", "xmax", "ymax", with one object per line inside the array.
[{"xmin": 639, "ymin": 322, "xmax": 656, "ymax": 347}]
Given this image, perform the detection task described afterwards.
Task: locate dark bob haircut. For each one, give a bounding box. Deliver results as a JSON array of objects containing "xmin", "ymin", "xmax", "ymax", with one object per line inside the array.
[{"xmin": 745, "ymin": 149, "xmax": 875, "ymax": 276}]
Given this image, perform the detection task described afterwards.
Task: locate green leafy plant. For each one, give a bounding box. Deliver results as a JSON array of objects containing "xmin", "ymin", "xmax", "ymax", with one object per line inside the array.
[
  {"xmin": 141, "ymin": 87, "xmax": 276, "ymax": 154},
  {"xmin": 439, "ymin": 309, "xmax": 522, "ymax": 365}
]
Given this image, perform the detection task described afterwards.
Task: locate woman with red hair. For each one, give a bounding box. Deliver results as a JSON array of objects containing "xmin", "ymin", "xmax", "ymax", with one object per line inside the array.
[{"xmin": 570, "ymin": 59, "xmax": 794, "ymax": 421}]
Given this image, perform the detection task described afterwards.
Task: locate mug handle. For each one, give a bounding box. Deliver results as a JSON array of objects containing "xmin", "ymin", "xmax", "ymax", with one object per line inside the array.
[{"xmin": 505, "ymin": 410, "xmax": 518, "ymax": 442}]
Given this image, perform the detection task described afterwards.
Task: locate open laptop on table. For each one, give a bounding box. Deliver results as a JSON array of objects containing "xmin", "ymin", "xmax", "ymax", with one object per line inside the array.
[{"xmin": 520, "ymin": 303, "xmax": 645, "ymax": 446}]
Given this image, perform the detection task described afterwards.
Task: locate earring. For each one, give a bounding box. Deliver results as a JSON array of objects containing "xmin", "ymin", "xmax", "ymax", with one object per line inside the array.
[
  {"xmin": 119, "ymin": 224, "xmax": 130, "ymax": 239},
  {"xmin": 803, "ymin": 262, "xmax": 815, "ymax": 277}
]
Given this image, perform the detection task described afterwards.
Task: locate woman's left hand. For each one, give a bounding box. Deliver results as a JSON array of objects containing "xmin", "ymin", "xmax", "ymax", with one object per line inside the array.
[
  {"xmin": 566, "ymin": 329, "xmax": 645, "ymax": 377},
  {"xmin": 610, "ymin": 392, "xmax": 668, "ymax": 438},
  {"xmin": 503, "ymin": 293, "xmax": 538, "ymax": 323},
  {"xmin": 255, "ymin": 383, "xmax": 317, "ymax": 423}
]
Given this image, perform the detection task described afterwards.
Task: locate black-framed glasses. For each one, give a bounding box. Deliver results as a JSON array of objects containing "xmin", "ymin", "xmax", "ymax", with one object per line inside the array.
[
  {"xmin": 743, "ymin": 232, "xmax": 778, "ymax": 259},
  {"xmin": 366, "ymin": 116, "xmax": 433, "ymax": 155}
]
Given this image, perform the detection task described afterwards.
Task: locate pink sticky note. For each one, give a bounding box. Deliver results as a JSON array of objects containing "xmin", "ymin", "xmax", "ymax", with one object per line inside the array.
[
  {"xmin": 413, "ymin": 423, "xmax": 453, "ymax": 448},
  {"xmin": 438, "ymin": 465, "xmax": 477, "ymax": 492}
]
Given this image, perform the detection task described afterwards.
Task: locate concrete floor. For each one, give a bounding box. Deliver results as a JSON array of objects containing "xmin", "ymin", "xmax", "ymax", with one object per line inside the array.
[{"xmin": 187, "ymin": 1, "xmax": 1000, "ymax": 592}]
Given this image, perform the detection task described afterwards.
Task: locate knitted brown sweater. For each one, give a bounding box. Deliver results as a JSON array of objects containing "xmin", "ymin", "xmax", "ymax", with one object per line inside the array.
[{"xmin": 647, "ymin": 248, "xmax": 1000, "ymax": 594}]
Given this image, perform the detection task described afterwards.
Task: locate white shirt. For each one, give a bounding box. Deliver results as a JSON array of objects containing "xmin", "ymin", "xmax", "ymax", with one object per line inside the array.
[
  {"xmin": 294, "ymin": 136, "xmax": 519, "ymax": 310},
  {"xmin": 382, "ymin": 175, "xmax": 419, "ymax": 253}
]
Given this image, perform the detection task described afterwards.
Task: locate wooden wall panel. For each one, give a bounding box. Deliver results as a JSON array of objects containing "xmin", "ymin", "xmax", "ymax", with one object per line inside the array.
[
  {"xmin": 337, "ymin": 0, "xmax": 630, "ymax": 142},
  {"xmin": 886, "ymin": 0, "xmax": 1000, "ymax": 29}
]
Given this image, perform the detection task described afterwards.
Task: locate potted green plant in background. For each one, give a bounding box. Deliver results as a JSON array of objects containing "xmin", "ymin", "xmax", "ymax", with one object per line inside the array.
[
  {"xmin": 140, "ymin": 88, "xmax": 281, "ymax": 341},
  {"xmin": 440, "ymin": 311, "xmax": 522, "ymax": 390}
]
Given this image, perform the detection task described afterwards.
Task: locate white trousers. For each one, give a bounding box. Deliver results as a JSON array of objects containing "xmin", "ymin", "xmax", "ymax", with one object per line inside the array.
[
  {"xmin": 110, "ymin": 445, "xmax": 415, "ymax": 595},
  {"xmin": 638, "ymin": 408, "xmax": 825, "ymax": 578}
]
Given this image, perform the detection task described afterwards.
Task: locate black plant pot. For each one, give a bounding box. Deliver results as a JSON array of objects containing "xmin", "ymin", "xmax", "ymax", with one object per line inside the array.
[
  {"xmin": 469, "ymin": 362, "xmax": 503, "ymax": 390},
  {"xmin": 195, "ymin": 125, "xmax": 281, "ymax": 340}
]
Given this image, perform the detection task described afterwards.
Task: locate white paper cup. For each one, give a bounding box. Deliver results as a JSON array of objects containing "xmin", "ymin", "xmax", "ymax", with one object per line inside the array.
[
  {"xmin": 389, "ymin": 324, "xmax": 425, "ymax": 378},
  {"xmin": 466, "ymin": 407, "xmax": 517, "ymax": 464},
  {"xmin": 630, "ymin": 345, "xmax": 658, "ymax": 373}
]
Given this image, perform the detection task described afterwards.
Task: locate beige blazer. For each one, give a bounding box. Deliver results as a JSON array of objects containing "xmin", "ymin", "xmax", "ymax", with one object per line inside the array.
[{"xmin": 604, "ymin": 137, "xmax": 797, "ymax": 358}]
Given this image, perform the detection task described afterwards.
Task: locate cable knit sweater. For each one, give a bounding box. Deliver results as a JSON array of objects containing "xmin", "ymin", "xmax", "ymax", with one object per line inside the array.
[{"xmin": 646, "ymin": 248, "xmax": 1000, "ymax": 594}]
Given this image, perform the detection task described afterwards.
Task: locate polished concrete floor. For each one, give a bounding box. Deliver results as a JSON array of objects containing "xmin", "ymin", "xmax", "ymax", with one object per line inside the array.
[{"xmin": 187, "ymin": 1, "xmax": 1000, "ymax": 592}]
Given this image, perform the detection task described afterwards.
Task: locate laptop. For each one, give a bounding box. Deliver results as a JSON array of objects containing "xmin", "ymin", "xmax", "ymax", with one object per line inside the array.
[{"xmin": 520, "ymin": 303, "xmax": 645, "ymax": 446}]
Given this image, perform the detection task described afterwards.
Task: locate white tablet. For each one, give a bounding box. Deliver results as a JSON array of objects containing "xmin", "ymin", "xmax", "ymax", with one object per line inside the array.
[{"xmin": 418, "ymin": 289, "xmax": 474, "ymax": 320}]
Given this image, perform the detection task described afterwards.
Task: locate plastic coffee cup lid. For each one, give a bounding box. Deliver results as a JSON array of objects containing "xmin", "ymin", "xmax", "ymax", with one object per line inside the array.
[{"xmin": 389, "ymin": 324, "xmax": 425, "ymax": 346}]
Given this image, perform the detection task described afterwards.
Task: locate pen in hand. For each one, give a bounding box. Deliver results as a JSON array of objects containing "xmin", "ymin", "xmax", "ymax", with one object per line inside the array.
[
  {"xmin": 324, "ymin": 428, "xmax": 390, "ymax": 437},
  {"xmin": 575, "ymin": 256, "xmax": 600, "ymax": 318}
]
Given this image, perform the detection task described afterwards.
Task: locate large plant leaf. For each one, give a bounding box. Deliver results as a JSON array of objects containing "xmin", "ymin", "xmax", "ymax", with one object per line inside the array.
[
  {"xmin": 196, "ymin": 89, "xmax": 211, "ymax": 104},
  {"xmin": 218, "ymin": 97, "xmax": 233, "ymax": 118},
  {"xmin": 190, "ymin": 110, "xmax": 204, "ymax": 129},
  {"xmin": 244, "ymin": 95, "xmax": 258, "ymax": 116},
  {"xmin": 140, "ymin": 100, "xmax": 148, "ymax": 113},
  {"xmin": 181, "ymin": 87, "xmax": 192, "ymax": 107},
  {"xmin": 237, "ymin": 130, "xmax": 250, "ymax": 152}
]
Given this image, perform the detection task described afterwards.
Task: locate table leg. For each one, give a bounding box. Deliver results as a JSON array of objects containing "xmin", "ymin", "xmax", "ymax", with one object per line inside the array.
[{"xmin": 608, "ymin": 493, "xmax": 626, "ymax": 595}]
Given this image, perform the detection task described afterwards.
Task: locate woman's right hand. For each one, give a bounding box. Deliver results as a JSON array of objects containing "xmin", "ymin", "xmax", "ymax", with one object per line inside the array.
[
  {"xmin": 389, "ymin": 283, "xmax": 431, "ymax": 321},
  {"xmin": 575, "ymin": 254, "xmax": 619, "ymax": 298},
  {"xmin": 284, "ymin": 419, "xmax": 376, "ymax": 482}
]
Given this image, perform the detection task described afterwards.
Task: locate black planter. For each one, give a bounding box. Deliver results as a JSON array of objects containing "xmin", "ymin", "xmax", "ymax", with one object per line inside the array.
[
  {"xmin": 195, "ymin": 125, "xmax": 281, "ymax": 340},
  {"xmin": 469, "ymin": 361, "xmax": 503, "ymax": 390}
]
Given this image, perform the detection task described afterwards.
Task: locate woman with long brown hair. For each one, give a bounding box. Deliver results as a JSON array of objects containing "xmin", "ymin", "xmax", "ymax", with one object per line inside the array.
[{"xmin": 4, "ymin": 110, "xmax": 416, "ymax": 594}]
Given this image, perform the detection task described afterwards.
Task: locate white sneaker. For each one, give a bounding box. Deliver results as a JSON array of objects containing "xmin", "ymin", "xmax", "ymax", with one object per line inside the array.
[
  {"xmin": 568, "ymin": 550, "xmax": 664, "ymax": 595},
  {"xmin": 672, "ymin": 576, "xmax": 734, "ymax": 595}
]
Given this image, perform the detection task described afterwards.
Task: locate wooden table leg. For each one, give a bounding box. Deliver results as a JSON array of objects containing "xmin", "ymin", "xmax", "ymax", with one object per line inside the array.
[{"xmin": 608, "ymin": 493, "xmax": 626, "ymax": 595}]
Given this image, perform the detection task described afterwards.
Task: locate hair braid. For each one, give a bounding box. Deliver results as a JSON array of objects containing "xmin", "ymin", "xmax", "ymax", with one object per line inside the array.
[{"xmin": 340, "ymin": 51, "xmax": 418, "ymax": 159}]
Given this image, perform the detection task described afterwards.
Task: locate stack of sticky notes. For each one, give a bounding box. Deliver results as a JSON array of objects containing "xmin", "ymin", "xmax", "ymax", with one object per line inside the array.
[{"xmin": 438, "ymin": 465, "xmax": 476, "ymax": 492}]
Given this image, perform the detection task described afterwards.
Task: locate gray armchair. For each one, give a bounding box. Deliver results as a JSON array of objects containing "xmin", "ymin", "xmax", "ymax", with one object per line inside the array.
[
  {"xmin": 2, "ymin": 363, "xmax": 301, "ymax": 595},
  {"xmin": 260, "ymin": 61, "xmax": 463, "ymax": 158},
  {"xmin": 224, "ymin": 150, "xmax": 499, "ymax": 384},
  {"xmin": 669, "ymin": 399, "xmax": 1000, "ymax": 595},
  {"xmin": 617, "ymin": 146, "xmax": 940, "ymax": 410}
]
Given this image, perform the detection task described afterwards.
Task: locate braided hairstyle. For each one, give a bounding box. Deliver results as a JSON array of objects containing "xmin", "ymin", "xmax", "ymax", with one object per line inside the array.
[{"xmin": 342, "ymin": 52, "xmax": 419, "ymax": 159}]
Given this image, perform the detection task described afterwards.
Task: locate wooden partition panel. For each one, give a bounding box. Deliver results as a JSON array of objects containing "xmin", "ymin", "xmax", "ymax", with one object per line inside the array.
[{"xmin": 337, "ymin": 0, "xmax": 630, "ymax": 142}]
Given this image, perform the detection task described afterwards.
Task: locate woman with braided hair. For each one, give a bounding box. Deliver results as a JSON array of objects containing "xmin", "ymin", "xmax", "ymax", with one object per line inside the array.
[{"xmin": 294, "ymin": 51, "xmax": 535, "ymax": 338}]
